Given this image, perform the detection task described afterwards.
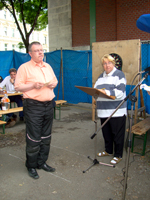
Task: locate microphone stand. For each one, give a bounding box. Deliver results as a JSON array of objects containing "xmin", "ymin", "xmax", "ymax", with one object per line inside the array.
[
  {"xmin": 122, "ymin": 94, "xmax": 137, "ymax": 200},
  {"xmin": 83, "ymin": 104, "xmax": 115, "ymax": 173},
  {"xmin": 90, "ymin": 72, "xmax": 149, "ymax": 200}
]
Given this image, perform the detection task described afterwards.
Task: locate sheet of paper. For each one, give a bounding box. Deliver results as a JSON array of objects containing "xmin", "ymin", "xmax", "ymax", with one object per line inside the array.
[
  {"xmin": 43, "ymin": 82, "xmax": 50, "ymax": 87},
  {"xmin": 7, "ymin": 91, "xmax": 15, "ymax": 93},
  {"xmin": 140, "ymin": 84, "xmax": 150, "ymax": 91}
]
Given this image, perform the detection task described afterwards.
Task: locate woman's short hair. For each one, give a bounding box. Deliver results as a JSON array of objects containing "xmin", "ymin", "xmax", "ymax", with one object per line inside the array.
[
  {"xmin": 9, "ymin": 68, "xmax": 17, "ymax": 74},
  {"xmin": 101, "ymin": 54, "xmax": 116, "ymax": 66}
]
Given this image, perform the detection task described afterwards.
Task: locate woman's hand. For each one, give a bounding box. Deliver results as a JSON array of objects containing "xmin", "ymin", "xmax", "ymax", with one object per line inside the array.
[{"xmin": 98, "ymin": 89, "xmax": 106, "ymax": 95}]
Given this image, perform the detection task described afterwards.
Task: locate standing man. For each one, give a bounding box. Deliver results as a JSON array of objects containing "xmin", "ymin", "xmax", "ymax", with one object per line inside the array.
[{"xmin": 15, "ymin": 42, "xmax": 58, "ymax": 179}]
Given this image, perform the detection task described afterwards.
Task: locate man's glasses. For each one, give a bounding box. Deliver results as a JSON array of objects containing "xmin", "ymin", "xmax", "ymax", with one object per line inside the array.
[{"xmin": 32, "ymin": 49, "xmax": 44, "ymax": 53}]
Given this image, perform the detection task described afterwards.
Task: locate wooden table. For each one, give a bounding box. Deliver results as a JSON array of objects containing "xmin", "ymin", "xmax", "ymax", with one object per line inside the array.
[
  {"xmin": 0, "ymin": 107, "xmax": 23, "ymax": 134},
  {"xmin": 54, "ymin": 100, "xmax": 67, "ymax": 120},
  {"xmin": 0, "ymin": 92, "xmax": 23, "ymax": 98},
  {"xmin": 130, "ymin": 117, "xmax": 150, "ymax": 156},
  {"xmin": 0, "ymin": 92, "xmax": 23, "ymax": 106},
  {"xmin": 0, "ymin": 92, "xmax": 23, "ymax": 134}
]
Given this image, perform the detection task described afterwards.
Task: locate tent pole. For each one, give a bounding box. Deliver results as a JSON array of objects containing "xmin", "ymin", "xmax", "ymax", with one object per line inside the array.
[{"xmin": 61, "ymin": 47, "xmax": 64, "ymax": 100}]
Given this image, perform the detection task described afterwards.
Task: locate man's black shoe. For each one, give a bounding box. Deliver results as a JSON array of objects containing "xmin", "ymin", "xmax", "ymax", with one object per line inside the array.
[
  {"xmin": 37, "ymin": 163, "xmax": 55, "ymax": 172},
  {"xmin": 27, "ymin": 168, "xmax": 39, "ymax": 179}
]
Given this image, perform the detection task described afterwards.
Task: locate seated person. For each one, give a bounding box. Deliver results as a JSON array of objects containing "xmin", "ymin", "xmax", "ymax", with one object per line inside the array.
[
  {"xmin": 0, "ymin": 76, "xmax": 3, "ymax": 83},
  {"xmin": 0, "ymin": 110, "xmax": 16, "ymax": 128},
  {"xmin": 0, "ymin": 68, "xmax": 24, "ymax": 122}
]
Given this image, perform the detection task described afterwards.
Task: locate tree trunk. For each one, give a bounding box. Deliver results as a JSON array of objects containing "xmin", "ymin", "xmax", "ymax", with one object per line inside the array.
[{"xmin": 24, "ymin": 36, "xmax": 30, "ymax": 53}]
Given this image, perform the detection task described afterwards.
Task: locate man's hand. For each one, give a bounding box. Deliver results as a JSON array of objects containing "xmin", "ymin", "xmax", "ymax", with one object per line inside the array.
[
  {"xmin": 10, "ymin": 78, "xmax": 15, "ymax": 84},
  {"xmin": 48, "ymin": 83, "xmax": 57, "ymax": 89},
  {"xmin": 34, "ymin": 82, "xmax": 44, "ymax": 89},
  {"xmin": 47, "ymin": 78, "xmax": 58, "ymax": 89}
]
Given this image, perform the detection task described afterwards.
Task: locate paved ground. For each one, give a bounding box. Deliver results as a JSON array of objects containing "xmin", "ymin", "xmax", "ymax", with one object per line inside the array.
[{"xmin": 0, "ymin": 103, "xmax": 150, "ymax": 200}]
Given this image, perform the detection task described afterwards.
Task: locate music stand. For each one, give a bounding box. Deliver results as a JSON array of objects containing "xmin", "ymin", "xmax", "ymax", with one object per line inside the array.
[
  {"xmin": 75, "ymin": 86, "xmax": 115, "ymax": 100},
  {"xmin": 75, "ymin": 86, "xmax": 115, "ymax": 173}
]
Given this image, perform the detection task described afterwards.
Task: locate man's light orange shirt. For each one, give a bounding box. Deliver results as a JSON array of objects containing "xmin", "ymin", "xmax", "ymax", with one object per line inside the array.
[{"xmin": 15, "ymin": 60, "xmax": 58, "ymax": 102}]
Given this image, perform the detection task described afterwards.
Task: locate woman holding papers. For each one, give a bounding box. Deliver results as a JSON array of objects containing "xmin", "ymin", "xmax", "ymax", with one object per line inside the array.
[{"xmin": 94, "ymin": 54, "xmax": 127, "ymax": 164}]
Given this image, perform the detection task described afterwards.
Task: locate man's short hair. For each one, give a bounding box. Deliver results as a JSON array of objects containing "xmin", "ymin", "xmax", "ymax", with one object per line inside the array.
[
  {"xmin": 28, "ymin": 41, "xmax": 41, "ymax": 52},
  {"xmin": 9, "ymin": 68, "xmax": 17, "ymax": 74}
]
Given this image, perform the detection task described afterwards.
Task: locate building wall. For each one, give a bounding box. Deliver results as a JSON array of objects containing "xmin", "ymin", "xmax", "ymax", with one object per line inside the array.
[
  {"xmin": 48, "ymin": 0, "xmax": 72, "ymax": 51},
  {"xmin": 72, "ymin": 0, "xmax": 150, "ymax": 47},
  {"xmin": 96, "ymin": 0, "xmax": 117, "ymax": 42},
  {"xmin": 116, "ymin": 0, "xmax": 150, "ymax": 40},
  {"xmin": 72, "ymin": 0, "xmax": 90, "ymax": 47},
  {"xmin": 48, "ymin": 0, "xmax": 150, "ymax": 50}
]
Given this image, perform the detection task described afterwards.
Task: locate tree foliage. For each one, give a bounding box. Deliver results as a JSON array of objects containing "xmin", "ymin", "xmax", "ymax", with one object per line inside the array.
[
  {"xmin": 17, "ymin": 42, "xmax": 24, "ymax": 49},
  {"xmin": 0, "ymin": 0, "xmax": 48, "ymax": 52}
]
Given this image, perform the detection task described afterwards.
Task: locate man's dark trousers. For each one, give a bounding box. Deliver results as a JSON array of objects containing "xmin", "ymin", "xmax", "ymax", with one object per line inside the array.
[{"xmin": 23, "ymin": 98, "xmax": 54, "ymax": 168}]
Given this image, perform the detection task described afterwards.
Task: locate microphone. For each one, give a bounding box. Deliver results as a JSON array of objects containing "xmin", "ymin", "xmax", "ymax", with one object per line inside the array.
[{"xmin": 139, "ymin": 67, "xmax": 150, "ymax": 74}]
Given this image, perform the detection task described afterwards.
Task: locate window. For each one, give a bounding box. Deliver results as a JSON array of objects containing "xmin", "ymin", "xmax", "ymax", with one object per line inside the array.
[
  {"xmin": 4, "ymin": 44, "xmax": 7, "ymax": 51},
  {"xmin": 44, "ymin": 36, "xmax": 47, "ymax": 44},
  {"xmin": 10, "ymin": 13, "xmax": 14, "ymax": 21},
  {"xmin": 12, "ymin": 29, "xmax": 15, "ymax": 37},
  {"xmin": 32, "ymin": 33, "xmax": 34, "ymax": 40},
  {"xmin": 4, "ymin": 27, "xmax": 7, "ymax": 36},
  {"xmin": 37, "ymin": 33, "xmax": 39, "ymax": 41},
  {"xmin": 16, "ymin": 30, "xmax": 21, "ymax": 38},
  {"xmin": 4, "ymin": 11, "xmax": 6, "ymax": 19},
  {"xmin": 12, "ymin": 44, "xmax": 15, "ymax": 50}
]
